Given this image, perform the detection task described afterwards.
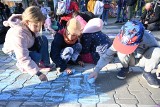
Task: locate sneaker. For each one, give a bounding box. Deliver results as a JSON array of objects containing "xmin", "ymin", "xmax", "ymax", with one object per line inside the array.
[
  {"xmin": 119, "ymin": 21, "xmax": 123, "ymax": 23},
  {"xmin": 115, "ymin": 21, "xmax": 119, "ymax": 23},
  {"xmin": 117, "ymin": 67, "xmax": 129, "ymax": 79},
  {"xmin": 142, "ymin": 72, "xmax": 159, "ymax": 88}
]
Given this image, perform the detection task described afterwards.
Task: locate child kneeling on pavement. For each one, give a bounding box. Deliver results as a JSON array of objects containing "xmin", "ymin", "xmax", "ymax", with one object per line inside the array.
[
  {"xmin": 2, "ymin": 6, "xmax": 54, "ymax": 81},
  {"xmin": 50, "ymin": 18, "xmax": 84, "ymax": 75},
  {"xmin": 89, "ymin": 20, "xmax": 160, "ymax": 88}
]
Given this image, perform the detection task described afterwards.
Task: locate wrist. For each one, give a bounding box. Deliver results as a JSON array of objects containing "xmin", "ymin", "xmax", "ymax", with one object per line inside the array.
[{"xmin": 36, "ymin": 71, "xmax": 42, "ymax": 76}]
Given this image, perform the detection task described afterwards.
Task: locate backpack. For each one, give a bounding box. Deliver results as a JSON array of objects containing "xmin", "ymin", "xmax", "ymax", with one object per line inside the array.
[
  {"xmin": 127, "ymin": 0, "xmax": 137, "ymax": 6},
  {"xmin": 56, "ymin": 1, "xmax": 66, "ymax": 15},
  {"xmin": 94, "ymin": 0, "xmax": 104, "ymax": 16}
]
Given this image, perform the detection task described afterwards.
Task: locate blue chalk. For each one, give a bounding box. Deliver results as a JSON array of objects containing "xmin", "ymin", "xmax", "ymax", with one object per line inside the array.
[{"xmin": 87, "ymin": 78, "xmax": 95, "ymax": 84}]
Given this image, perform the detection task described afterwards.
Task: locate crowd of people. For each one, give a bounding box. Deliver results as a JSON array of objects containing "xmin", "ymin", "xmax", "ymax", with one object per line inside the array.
[{"xmin": 0, "ymin": 0, "xmax": 160, "ymax": 89}]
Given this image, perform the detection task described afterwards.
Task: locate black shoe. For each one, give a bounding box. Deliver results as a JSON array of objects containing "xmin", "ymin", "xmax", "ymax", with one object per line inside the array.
[
  {"xmin": 115, "ymin": 21, "xmax": 119, "ymax": 23},
  {"xmin": 117, "ymin": 67, "xmax": 129, "ymax": 79},
  {"xmin": 119, "ymin": 21, "xmax": 123, "ymax": 23},
  {"xmin": 142, "ymin": 72, "xmax": 159, "ymax": 88}
]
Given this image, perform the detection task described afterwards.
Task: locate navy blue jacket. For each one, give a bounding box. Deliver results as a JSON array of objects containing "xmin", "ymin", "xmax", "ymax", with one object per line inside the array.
[
  {"xmin": 50, "ymin": 33, "xmax": 79, "ymax": 72},
  {"xmin": 81, "ymin": 31, "xmax": 112, "ymax": 64}
]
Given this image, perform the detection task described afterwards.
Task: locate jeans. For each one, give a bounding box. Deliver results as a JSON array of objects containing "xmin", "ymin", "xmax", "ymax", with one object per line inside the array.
[
  {"xmin": 61, "ymin": 43, "xmax": 82, "ymax": 62},
  {"xmin": 116, "ymin": 6, "xmax": 126, "ymax": 21},
  {"xmin": 102, "ymin": 9, "xmax": 109, "ymax": 23},
  {"xmin": 9, "ymin": 36, "xmax": 50, "ymax": 66}
]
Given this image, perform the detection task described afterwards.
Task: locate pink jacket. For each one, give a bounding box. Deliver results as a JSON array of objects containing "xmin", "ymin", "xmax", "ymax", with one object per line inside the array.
[{"xmin": 2, "ymin": 14, "xmax": 39, "ymax": 76}]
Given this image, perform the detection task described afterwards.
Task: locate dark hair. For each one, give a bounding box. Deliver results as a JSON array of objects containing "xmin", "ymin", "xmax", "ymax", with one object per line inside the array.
[{"xmin": 48, "ymin": 11, "xmax": 54, "ymax": 17}]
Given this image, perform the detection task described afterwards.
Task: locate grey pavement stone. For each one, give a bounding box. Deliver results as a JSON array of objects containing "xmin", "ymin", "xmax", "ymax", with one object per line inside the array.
[
  {"xmin": 59, "ymin": 103, "xmax": 80, "ymax": 107},
  {"xmin": 32, "ymin": 89, "xmax": 50, "ymax": 97},
  {"xmin": 81, "ymin": 103, "xmax": 96, "ymax": 107},
  {"xmin": 97, "ymin": 103, "xmax": 120, "ymax": 107},
  {"xmin": 22, "ymin": 102, "xmax": 44, "ymax": 107},
  {"xmin": 116, "ymin": 99, "xmax": 138, "ymax": 105},
  {"xmin": 120, "ymin": 104, "xmax": 137, "ymax": 107},
  {"xmin": 0, "ymin": 93, "xmax": 12, "ymax": 101},
  {"xmin": 6, "ymin": 101, "xmax": 23, "ymax": 107},
  {"xmin": 78, "ymin": 94, "xmax": 99, "ymax": 104},
  {"xmin": 130, "ymin": 91, "xmax": 156, "ymax": 105},
  {"xmin": 0, "ymin": 101, "xmax": 7, "ymax": 106},
  {"xmin": 43, "ymin": 96, "xmax": 63, "ymax": 103},
  {"xmin": 137, "ymin": 105, "xmax": 159, "ymax": 107}
]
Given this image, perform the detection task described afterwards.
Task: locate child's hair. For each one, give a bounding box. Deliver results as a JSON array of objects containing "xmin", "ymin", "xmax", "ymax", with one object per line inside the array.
[
  {"xmin": 22, "ymin": 6, "xmax": 45, "ymax": 23},
  {"xmin": 72, "ymin": 11, "xmax": 79, "ymax": 18},
  {"xmin": 48, "ymin": 11, "xmax": 54, "ymax": 17},
  {"xmin": 22, "ymin": 6, "xmax": 45, "ymax": 32}
]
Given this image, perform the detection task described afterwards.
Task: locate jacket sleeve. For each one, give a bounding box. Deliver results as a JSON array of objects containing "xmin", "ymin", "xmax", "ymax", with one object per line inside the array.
[
  {"xmin": 94, "ymin": 45, "xmax": 116, "ymax": 72},
  {"xmin": 13, "ymin": 30, "xmax": 39, "ymax": 76},
  {"xmin": 50, "ymin": 33, "xmax": 67, "ymax": 72},
  {"xmin": 141, "ymin": 9, "xmax": 147, "ymax": 20}
]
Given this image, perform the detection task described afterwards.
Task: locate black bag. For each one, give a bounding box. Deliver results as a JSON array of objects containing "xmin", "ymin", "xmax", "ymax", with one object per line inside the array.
[
  {"xmin": 127, "ymin": 0, "xmax": 137, "ymax": 6},
  {"xmin": 0, "ymin": 25, "xmax": 9, "ymax": 44}
]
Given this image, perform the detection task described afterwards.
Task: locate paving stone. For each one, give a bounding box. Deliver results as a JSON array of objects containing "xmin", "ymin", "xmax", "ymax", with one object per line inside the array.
[
  {"xmin": 32, "ymin": 89, "xmax": 50, "ymax": 97},
  {"xmin": 46, "ymin": 71, "xmax": 58, "ymax": 81},
  {"xmin": 14, "ymin": 88, "xmax": 33, "ymax": 96},
  {"xmin": 44, "ymin": 102, "xmax": 58, "ymax": 107},
  {"xmin": 130, "ymin": 91, "xmax": 156, "ymax": 105},
  {"xmin": 0, "ymin": 93, "xmax": 12, "ymax": 101},
  {"xmin": 63, "ymin": 93, "xmax": 79, "ymax": 103},
  {"xmin": 105, "ymin": 64, "xmax": 118, "ymax": 71},
  {"xmin": 43, "ymin": 96, "xmax": 63, "ymax": 103},
  {"xmin": 6, "ymin": 101, "xmax": 22, "ymax": 107},
  {"xmin": 97, "ymin": 103, "xmax": 120, "ymax": 107},
  {"xmin": 27, "ymin": 96, "xmax": 44, "ymax": 102},
  {"xmin": 120, "ymin": 104, "xmax": 137, "ymax": 107},
  {"xmin": 128, "ymin": 82, "xmax": 148, "ymax": 92},
  {"xmin": 59, "ymin": 103, "xmax": 80, "ymax": 107},
  {"xmin": 81, "ymin": 103, "xmax": 96, "ymax": 107},
  {"xmin": 0, "ymin": 101, "xmax": 7, "ymax": 106},
  {"xmin": 9, "ymin": 95, "xmax": 29, "ymax": 101},
  {"xmin": 35, "ymin": 82, "xmax": 52, "ymax": 89},
  {"xmin": 115, "ymin": 63, "xmax": 123, "ymax": 69},
  {"xmin": 116, "ymin": 99, "xmax": 138, "ymax": 105},
  {"xmin": 155, "ymin": 100, "xmax": 160, "ymax": 105},
  {"xmin": 131, "ymin": 67, "xmax": 144, "ymax": 73},
  {"xmin": 45, "ymin": 90, "xmax": 64, "ymax": 97},
  {"xmin": 67, "ymin": 77, "xmax": 83, "ymax": 93},
  {"xmin": 114, "ymin": 89, "xmax": 136, "ymax": 100},
  {"xmin": 137, "ymin": 105, "xmax": 159, "ymax": 107},
  {"xmin": 78, "ymin": 94, "xmax": 99, "ymax": 104},
  {"xmin": 22, "ymin": 102, "xmax": 44, "ymax": 107}
]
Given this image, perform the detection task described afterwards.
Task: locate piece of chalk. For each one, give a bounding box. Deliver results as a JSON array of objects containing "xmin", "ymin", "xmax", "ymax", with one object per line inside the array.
[{"xmin": 87, "ymin": 78, "xmax": 95, "ymax": 84}]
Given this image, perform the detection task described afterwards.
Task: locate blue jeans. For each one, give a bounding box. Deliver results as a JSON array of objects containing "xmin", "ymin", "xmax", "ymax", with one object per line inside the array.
[
  {"xmin": 61, "ymin": 43, "xmax": 82, "ymax": 62},
  {"xmin": 116, "ymin": 6, "xmax": 126, "ymax": 21},
  {"xmin": 102, "ymin": 9, "xmax": 109, "ymax": 23},
  {"xmin": 9, "ymin": 36, "xmax": 50, "ymax": 66}
]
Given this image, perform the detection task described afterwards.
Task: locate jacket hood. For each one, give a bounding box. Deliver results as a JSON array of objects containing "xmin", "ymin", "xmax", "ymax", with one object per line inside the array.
[
  {"xmin": 3, "ymin": 14, "xmax": 22, "ymax": 28},
  {"xmin": 82, "ymin": 18, "xmax": 104, "ymax": 33}
]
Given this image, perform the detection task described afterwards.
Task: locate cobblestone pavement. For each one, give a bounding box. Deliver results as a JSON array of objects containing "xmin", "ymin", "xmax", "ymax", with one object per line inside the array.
[{"xmin": 0, "ymin": 18, "xmax": 160, "ymax": 107}]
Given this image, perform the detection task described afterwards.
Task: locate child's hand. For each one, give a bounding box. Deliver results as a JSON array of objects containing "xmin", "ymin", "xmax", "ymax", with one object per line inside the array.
[
  {"xmin": 88, "ymin": 71, "xmax": 98, "ymax": 80},
  {"xmin": 78, "ymin": 61, "xmax": 84, "ymax": 67},
  {"xmin": 38, "ymin": 74, "xmax": 48, "ymax": 81}
]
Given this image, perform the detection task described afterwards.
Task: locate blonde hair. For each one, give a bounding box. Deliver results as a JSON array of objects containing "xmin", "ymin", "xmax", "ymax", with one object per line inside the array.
[{"xmin": 22, "ymin": 6, "xmax": 45, "ymax": 32}]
